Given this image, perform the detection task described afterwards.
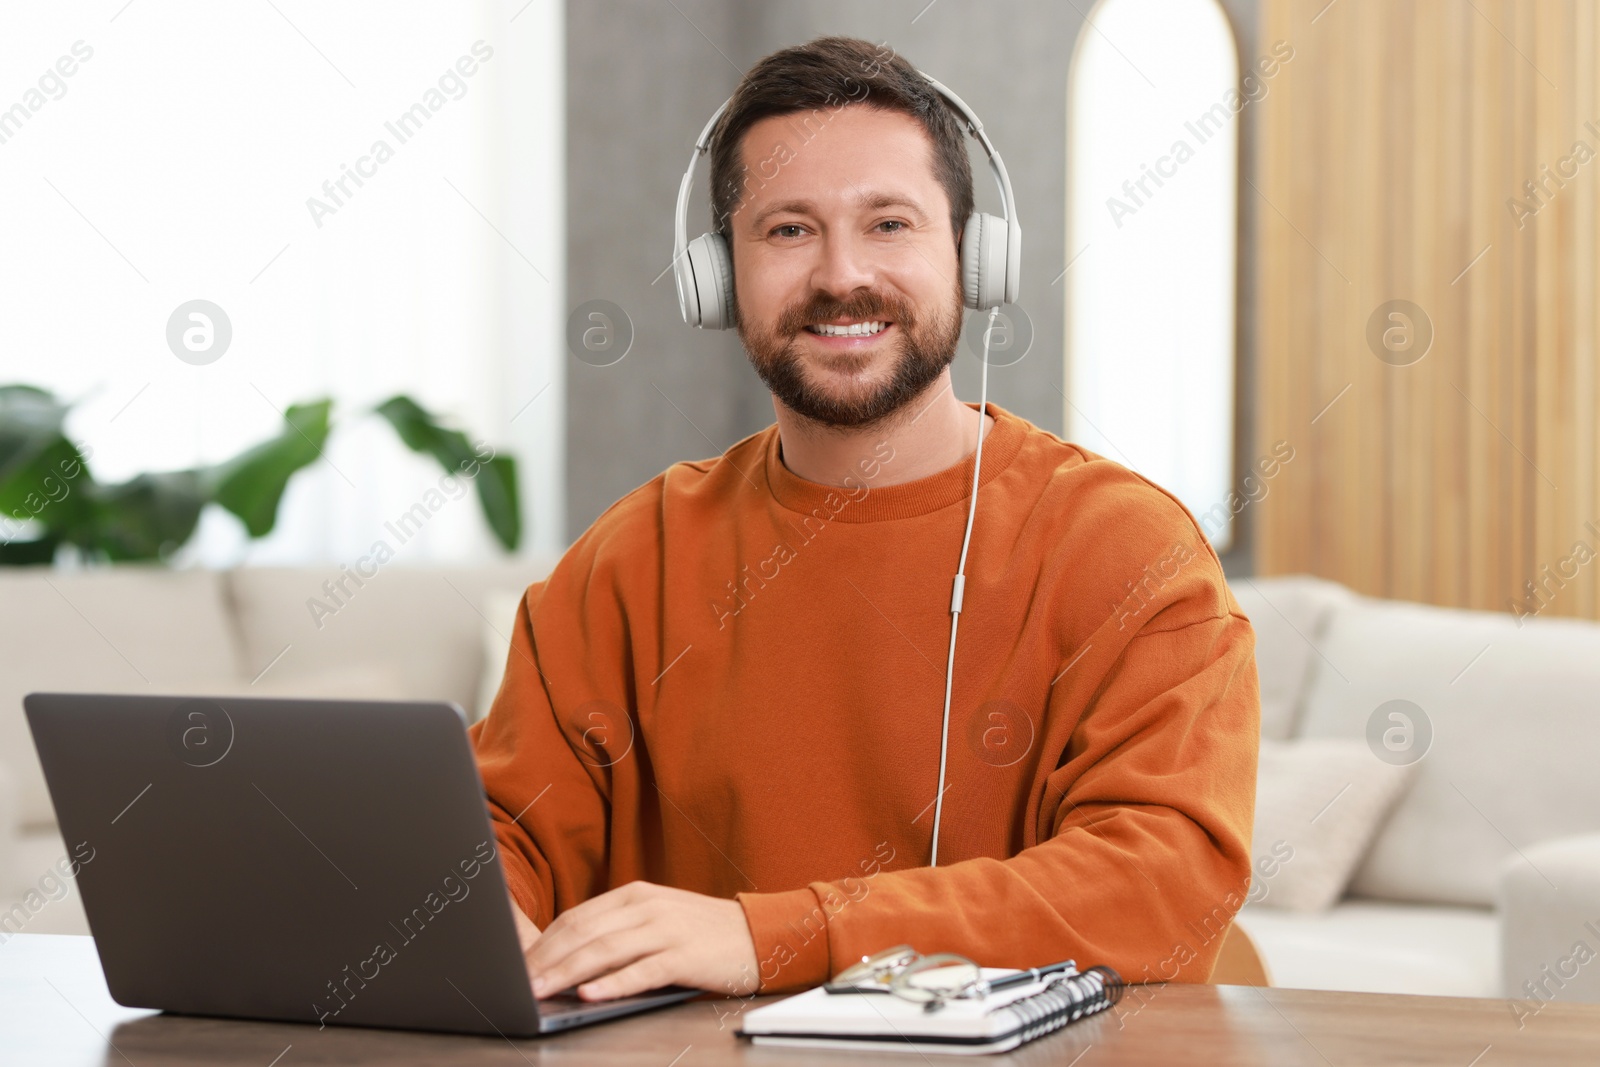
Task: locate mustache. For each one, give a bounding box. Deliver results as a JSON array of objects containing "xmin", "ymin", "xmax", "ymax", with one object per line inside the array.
[{"xmin": 776, "ymin": 290, "xmax": 917, "ymax": 336}]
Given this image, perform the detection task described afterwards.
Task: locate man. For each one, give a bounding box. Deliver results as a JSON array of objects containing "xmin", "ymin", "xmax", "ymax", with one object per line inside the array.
[{"xmin": 470, "ymin": 35, "xmax": 1259, "ymax": 1005}]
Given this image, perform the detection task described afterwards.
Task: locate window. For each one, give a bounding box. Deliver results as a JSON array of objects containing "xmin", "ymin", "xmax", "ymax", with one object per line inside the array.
[{"xmin": 1066, "ymin": 0, "xmax": 1240, "ymax": 549}]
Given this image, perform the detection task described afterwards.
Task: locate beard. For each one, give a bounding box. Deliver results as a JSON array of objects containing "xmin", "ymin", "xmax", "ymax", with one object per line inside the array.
[{"xmin": 738, "ymin": 277, "xmax": 965, "ymax": 432}]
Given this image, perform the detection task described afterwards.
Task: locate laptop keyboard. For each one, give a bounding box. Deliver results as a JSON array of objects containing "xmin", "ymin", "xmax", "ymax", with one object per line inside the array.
[
  {"xmin": 538, "ymin": 987, "xmax": 683, "ymax": 1017},
  {"xmin": 538, "ymin": 990, "xmax": 599, "ymax": 1015}
]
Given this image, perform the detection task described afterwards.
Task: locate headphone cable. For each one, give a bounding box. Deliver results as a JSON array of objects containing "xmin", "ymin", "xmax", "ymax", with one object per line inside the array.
[{"xmin": 931, "ymin": 304, "xmax": 999, "ymax": 867}]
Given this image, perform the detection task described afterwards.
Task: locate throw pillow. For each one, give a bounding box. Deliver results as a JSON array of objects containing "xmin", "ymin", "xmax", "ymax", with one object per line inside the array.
[{"xmin": 1249, "ymin": 737, "xmax": 1420, "ymax": 912}]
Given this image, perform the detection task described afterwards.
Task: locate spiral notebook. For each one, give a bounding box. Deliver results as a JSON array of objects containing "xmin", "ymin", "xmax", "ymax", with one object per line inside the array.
[{"xmin": 738, "ymin": 964, "xmax": 1122, "ymax": 1055}]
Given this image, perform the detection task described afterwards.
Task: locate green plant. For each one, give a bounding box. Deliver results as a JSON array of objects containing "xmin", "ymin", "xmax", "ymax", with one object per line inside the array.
[{"xmin": 0, "ymin": 384, "xmax": 520, "ymax": 565}]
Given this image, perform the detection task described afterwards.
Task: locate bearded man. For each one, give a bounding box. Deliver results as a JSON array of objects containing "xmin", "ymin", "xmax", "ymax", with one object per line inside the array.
[{"xmin": 471, "ymin": 34, "xmax": 1260, "ymax": 1004}]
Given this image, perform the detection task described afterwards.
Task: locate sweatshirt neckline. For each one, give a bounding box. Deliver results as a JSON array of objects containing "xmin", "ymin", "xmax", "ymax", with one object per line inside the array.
[{"xmin": 762, "ymin": 401, "xmax": 1026, "ymax": 523}]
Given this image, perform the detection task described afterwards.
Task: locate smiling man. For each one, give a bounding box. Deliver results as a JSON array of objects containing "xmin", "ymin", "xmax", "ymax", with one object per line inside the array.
[{"xmin": 470, "ymin": 36, "xmax": 1260, "ymax": 1004}]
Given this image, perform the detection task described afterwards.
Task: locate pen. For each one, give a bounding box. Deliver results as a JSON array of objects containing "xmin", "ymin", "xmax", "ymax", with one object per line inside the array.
[{"xmin": 985, "ymin": 958, "xmax": 1078, "ymax": 993}]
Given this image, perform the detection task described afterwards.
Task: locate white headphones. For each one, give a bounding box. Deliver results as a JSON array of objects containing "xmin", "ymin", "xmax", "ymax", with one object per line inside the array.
[
  {"xmin": 671, "ymin": 71, "xmax": 1022, "ymax": 328},
  {"xmin": 672, "ymin": 71, "xmax": 1021, "ymax": 869}
]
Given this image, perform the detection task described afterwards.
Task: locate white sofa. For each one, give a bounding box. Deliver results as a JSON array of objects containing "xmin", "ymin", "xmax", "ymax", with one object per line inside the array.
[
  {"xmin": 5, "ymin": 563, "xmax": 1596, "ymax": 1007},
  {"xmin": 1231, "ymin": 575, "xmax": 1600, "ymax": 1004},
  {"xmin": 0, "ymin": 558, "xmax": 555, "ymax": 940}
]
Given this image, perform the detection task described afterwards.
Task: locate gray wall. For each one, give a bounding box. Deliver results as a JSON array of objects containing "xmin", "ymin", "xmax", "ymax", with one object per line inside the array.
[{"xmin": 565, "ymin": 0, "xmax": 1260, "ymax": 573}]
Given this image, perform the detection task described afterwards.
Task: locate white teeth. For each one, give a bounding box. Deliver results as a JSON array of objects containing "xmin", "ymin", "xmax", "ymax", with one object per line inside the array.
[{"xmin": 808, "ymin": 320, "xmax": 887, "ymax": 337}]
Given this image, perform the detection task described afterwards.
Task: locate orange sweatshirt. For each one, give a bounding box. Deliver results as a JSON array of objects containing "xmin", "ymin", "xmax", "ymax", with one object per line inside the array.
[{"xmin": 469, "ymin": 400, "xmax": 1259, "ymax": 994}]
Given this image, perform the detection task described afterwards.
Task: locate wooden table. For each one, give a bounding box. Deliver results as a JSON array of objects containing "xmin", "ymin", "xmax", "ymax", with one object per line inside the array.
[{"xmin": 5, "ymin": 933, "xmax": 1600, "ymax": 1065}]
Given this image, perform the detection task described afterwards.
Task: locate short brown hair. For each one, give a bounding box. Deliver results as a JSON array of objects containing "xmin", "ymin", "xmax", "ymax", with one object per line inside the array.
[{"xmin": 707, "ymin": 36, "xmax": 974, "ymax": 254}]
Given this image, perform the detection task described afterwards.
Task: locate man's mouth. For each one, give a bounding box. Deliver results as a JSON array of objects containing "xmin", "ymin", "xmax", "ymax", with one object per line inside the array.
[{"xmin": 803, "ymin": 320, "xmax": 891, "ymax": 338}]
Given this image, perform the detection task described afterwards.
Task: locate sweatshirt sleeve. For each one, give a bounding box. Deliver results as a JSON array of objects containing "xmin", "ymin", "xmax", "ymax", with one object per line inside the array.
[
  {"xmin": 467, "ymin": 582, "xmax": 610, "ymax": 929},
  {"xmin": 736, "ymin": 561, "xmax": 1261, "ymax": 992},
  {"xmin": 467, "ymin": 489, "xmax": 658, "ymax": 929}
]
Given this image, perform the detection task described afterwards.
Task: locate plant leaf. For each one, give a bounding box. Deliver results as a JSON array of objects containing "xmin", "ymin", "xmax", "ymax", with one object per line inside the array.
[
  {"xmin": 372, "ymin": 395, "xmax": 521, "ymax": 551},
  {"xmin": 0, "ymin": 434, "xmax": 96, "ymax": 531},
  {"xmin": 201, "ymin": 399, "xmax": 333, "ymax": 537},
  {"xmin": 0, "ymin": 533, "xmax": 61, "ymax": 566},
  {"xmin": 84, "ymin": 470, "xmax": 206, "ymax": 562},
  {"xmin": 0, "ymin": 386, "xmax": 97, "ymax": 553},
  {"xmin": 472, "ymin": 454, "xmax": 521, "ymax": 551},
  {"xmin": 0, "ymin": 384, "xmax": 71, "ymax": 492}
]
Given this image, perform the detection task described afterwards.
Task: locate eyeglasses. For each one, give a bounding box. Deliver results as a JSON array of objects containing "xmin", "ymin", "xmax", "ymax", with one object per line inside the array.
[{"xmin": 824, "ymin": 945, "xmax": 991, "ymax": 1012}]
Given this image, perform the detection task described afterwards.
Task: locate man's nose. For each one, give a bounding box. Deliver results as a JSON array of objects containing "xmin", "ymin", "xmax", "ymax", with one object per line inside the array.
[{"xmin": 808, "ymin": 232, "xmax": 877, "ymax": 302}]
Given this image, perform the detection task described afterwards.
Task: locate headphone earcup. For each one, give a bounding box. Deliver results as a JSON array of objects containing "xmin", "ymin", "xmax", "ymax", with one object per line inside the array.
[
  {"xmin": 959, "ymin": 211, "xmax": 1012, "ymax": 310},
  {"xmin": 683, "ymin": 232, "xmax": 736, "ymax": 329}
]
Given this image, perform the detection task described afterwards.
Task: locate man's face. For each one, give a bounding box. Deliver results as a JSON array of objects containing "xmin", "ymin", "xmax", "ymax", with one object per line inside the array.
[{"xmin": 730, "ymin": 105, "xmax": 964, "ymax": 430}]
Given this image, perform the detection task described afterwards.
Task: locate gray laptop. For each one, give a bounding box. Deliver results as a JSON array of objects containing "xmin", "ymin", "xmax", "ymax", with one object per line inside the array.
[{"xmin": 23, "ymin": 691, "xmax": 699, "ymax": 1037}]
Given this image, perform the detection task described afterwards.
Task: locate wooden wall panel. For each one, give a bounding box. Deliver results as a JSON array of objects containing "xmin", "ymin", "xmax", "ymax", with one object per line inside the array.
[{"xmin": 1256, "ymin": 0, "xmax": 1600, "ymax": 622}]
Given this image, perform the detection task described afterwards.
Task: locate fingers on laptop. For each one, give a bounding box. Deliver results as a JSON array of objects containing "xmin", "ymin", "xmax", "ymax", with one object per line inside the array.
[
  {"xmin": 524, "ymin": 881, "xmax": 756, "ymax": 1001},
  {"xmin": 527, "ymin": 883, "xmax": 664, "ymax": 998}
]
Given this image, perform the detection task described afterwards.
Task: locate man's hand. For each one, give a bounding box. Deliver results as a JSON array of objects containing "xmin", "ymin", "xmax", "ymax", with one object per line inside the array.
[
  {"xmin": 508, "ymin": 889, "xmax": 542, "ymax": 969},
  {"xmin": 522, "ymin": 881, "xmax": 760, "ymax": 1001}
]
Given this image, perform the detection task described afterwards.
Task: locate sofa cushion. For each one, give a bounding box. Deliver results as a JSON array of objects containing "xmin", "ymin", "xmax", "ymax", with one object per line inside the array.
[
  {"xmin": 157, "ymin": 663, "xmax": 412, "ymax": 703},
  {"xmin": 225, "ymin": 560, "xmax": 556, "ymax": 714},
  {"xmin": 1250, "ymin": 738, "xmax": 1419, "ymax": 912},
  {"xmin": 1234, "ymin": 898, "xmax": 1499, "ymax": 997},
  {"xmin": 1499, "ymin": 833, "xmax": 1600, "ymax": 1007},
  {"xmin": 0, "ymin": 566, "xmax": 243, "ymax": 828},
  {"xmin": 474, "ymin": 587, "xmax": 528, "ymax": 722},
  {"xmin": 1295, "ymin": 595, "xmax": 1600, "ymax": 907},
  {"xmin": 0, "ymin": 826, "xmax": 89, "ymax": 936},
  {"xmin": 1228, "ymin": 575, "xmax": 1352, "ymax": 740},
  {"xmin": 0, "ymin": 760, "xmax": 15, "ymax": 900}
]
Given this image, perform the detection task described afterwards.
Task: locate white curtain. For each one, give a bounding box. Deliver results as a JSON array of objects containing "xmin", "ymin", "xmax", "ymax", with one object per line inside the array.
[{"xmin": 0, "ymin": 0, "xmax": 565, "ymax": 566}]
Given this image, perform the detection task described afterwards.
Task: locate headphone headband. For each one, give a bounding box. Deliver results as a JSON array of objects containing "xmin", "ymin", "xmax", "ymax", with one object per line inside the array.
[
  {"xmin": 671, "ymin": 99, "xmax": 731, "ymax": 288},
  {"xmin": 672, "ymin": 69, "xmax": 1021, "ymax": 326}
]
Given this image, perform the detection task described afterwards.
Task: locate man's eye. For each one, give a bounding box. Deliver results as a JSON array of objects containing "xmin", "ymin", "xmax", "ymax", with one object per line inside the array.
[
  {"xmin": 772, "ymin": 224, "xmax": 805, "ymax": 238},
  {"xmin": 876, "ymin": 220, "xmax": 907, "ymax": 234}
]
